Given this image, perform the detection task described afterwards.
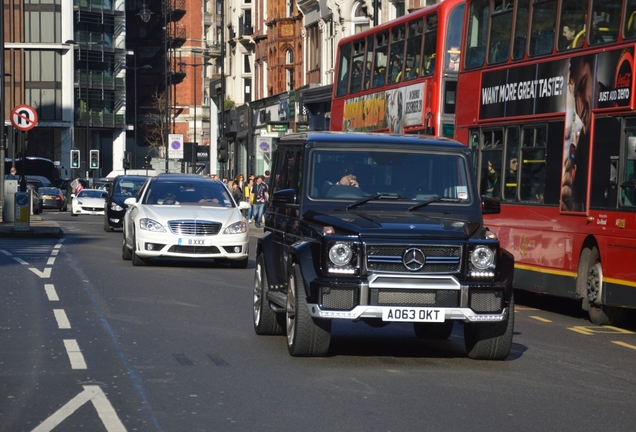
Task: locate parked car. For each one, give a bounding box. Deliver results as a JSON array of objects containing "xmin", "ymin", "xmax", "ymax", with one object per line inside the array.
[
  {"xmin": 252, "ymin": 132, "xmax": 515, "ymax": 360},
  {"xmin": 71, "ymin": 188, "xmax": 108, "ymax": 216},
  {"xmin": 103, "ymin": 175, "xmax": 149, "ymax": 231},
  {"xmin": 38, "ymin": 187, "xmax": 68, "ymax": 211},
  {"xmin": 122, "ymin": 173, "xmax": 250, "ymax": 267}
]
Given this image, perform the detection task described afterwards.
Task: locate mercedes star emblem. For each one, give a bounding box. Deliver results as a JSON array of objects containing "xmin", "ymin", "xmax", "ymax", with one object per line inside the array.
[{"xmin": 403, "ymin": 247, "xmax": 426, "ymax": 271}]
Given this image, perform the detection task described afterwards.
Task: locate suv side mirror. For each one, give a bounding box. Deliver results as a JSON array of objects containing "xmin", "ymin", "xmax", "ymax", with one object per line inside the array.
[
  {"xmin": 272, "ymin": 188, "xmax": 297, "ymax": 206},
  {"xmin": 481, "ymin": 195, "xmax": 501, "ymax": 214}
]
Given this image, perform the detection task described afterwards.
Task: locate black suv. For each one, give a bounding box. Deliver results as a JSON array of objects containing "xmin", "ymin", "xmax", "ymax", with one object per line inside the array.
[
  {"xmin": 253, "ymin": 132, "xmax": 514, "ymax": 360},
  {"xmin": 103, "ymin": 175, "xmax": 149, "ymax": 231}
]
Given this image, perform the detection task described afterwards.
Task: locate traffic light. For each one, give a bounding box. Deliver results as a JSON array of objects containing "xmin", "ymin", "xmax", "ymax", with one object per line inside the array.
[
  {"xmin": 123, "ymin": 151, "xmax": 131, "ymax": 170},
  {"xmin": 71, "ymin": 150, "xmax": 80, "ymax": 168},
  {"xmin": 217, "ymin": 138, "xmax": 228, "ymax": 163},
  {"xmin": 90, "ymin": 150, "xmax": 100, "ymax": 169},
  {"xmin": 143, "ymin": 154, "xmax": 152, "ymax": 169}
]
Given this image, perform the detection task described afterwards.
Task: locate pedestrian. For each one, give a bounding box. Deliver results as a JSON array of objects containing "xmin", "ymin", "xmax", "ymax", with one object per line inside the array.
[
  {"xmin": 7, "ymin": 167, "xmax": 18, "ymax": 180},
  {"xmin": 250, "ymin": 175, "xmax": 269, "ymax": 228},
  {"xmin": 244, "ymin": 177, "xmax": 255, "ymax": 222},
  {"xmin": 71, "ymin": 175, "xmax": 84, "ymax": 195},
  {"xmin": 230, "ymin": 180, "xmax": 244, "ymax": 204}
]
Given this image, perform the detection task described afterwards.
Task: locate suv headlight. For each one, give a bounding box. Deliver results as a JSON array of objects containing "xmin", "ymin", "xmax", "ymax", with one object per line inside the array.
[
  {"xmin": 468, "ymin": 245, "xmax": 496, "ymax": 277},
  {"xmin": 327, "ymin": 242, "xmax": 358, "ymax": 274}
]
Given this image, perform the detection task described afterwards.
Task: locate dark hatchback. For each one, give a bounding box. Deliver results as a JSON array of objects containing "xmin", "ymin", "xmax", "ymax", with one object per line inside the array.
[
  {"xmin": 253, "ymin": 132, "xmax": 515, "ymax": 360},
  {"xmin": 103, "ymin": 175, "xmax": 148, "ymax": 231}
]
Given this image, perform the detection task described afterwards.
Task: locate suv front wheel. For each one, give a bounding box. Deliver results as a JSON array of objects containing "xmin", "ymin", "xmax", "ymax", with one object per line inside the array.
[
  {"xmin": 286, "ymin": 264, "xmax": 331, "ymax": 357},
  {"xmin": 464, "ymin": 293, "xmax": 515, "ymax": 360},
  {"xmin": 253, "ymin": 254, "xmax": 284, "ymax": 335}
]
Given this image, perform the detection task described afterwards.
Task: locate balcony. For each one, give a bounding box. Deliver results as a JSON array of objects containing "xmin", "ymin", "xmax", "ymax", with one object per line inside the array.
[
  {"xmin": 205, "ymin": 42, "xmax": 222, "ymax": 58},
  {"xmin": 167, "ymin": 0, "xmax": 186, "ymax": 21},
  {"xmin": 75, "ymin": 108, "xmax": 126, "ymax": 128},
  {"xmin": 76, "ymin": 71, "xmax": 125, "ymax": 91}
]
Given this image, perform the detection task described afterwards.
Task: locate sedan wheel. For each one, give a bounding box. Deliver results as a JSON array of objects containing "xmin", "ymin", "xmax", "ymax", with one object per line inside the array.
[
  {"xmin": 131, "ymin": 233, "xmax": 148, "ymax": 266},
  {"xmin": 122, "ymin": 234, "xmax": 132, "ymax": 261}
]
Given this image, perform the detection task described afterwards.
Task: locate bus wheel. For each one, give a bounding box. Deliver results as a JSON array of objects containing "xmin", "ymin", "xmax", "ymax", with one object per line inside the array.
[{"xmin": 581, "ymin": 247, "xmax": 624, "ymax": 325}]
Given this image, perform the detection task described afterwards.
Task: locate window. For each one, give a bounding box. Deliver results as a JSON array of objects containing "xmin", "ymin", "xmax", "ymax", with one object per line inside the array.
[
  {"xmin": 519, "ymin": 125, "xmax": 547, "ymax": 202},
  {"xmin": 243, "ymin": 54, "xmax": 251, "ymax": 74},
  {"xmin": 421, "ymin": 14, "xmax": 438, "ymax": 77},
  {"xmin": 529, "ymin": 0, "xmax": 557, "ymax": 56},
  {"xmin": 512, "ymin": 0, "xmax": 530, "ymax": 60},
  {"xmin": 479, "ymin": 129, "xmax": 504, "ymax": 197},
  {"xmin": 372, "ymin": 32, "xmax": 389, "ymax": 88},
  {"xmin": 352, "ymin": 2, "xmax": 370, "ymax": 34},
  {"xmin": 388, "ymin": 25, "xmax": 406, "ymax": 83},
  {"xmin": 590, "ymin": 0, "xmax": 620, "ymax": 45},
  {"xmin": 405, "ymin": 19, "xmax": 423, "ymax": 81},
  {"xmin": 558, "ymin": 0, "xmax": 589, "ymax": 51},
  {"xmin": 336, "ymin": 43, "xmax": 351, "ymax": 96},
  {"xmin": 445, "ymin": 3, "xmax": 464, "ymax": 71},
  {"xmin": 488, "ymin": 1, "xmax": 513, "ymax": 64},
  {"xmin": 349, "ymin": 39, "xmax": 366, "ymax": 94},
  {"xmin": 308, "ymin": 24, "xmax": 321, "ymax": 71},
  {"xmin": 465, "ymin": 0, "xmax": 488, "ymax": 69}
]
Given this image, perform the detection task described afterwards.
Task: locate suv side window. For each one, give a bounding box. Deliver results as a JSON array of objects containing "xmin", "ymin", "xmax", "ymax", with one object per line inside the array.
[{"xmin": 271, "ymin": 145, "xmax": 303, "ymax": 195}]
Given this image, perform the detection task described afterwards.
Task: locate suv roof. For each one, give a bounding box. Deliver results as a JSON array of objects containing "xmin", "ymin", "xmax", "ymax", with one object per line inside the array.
[{"xmin": 279, "ymin": 131, "xmax": 466, "ymax": 149}]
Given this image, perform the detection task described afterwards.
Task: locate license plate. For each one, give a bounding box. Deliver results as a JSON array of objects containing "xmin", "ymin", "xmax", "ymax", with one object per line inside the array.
[
  {"xmin": 178, "ymin": 238, "xmax": 210, "ymax": 246},
  {"xmin": 382, "ymin": 307, "xmax": 444, "ymax": 322}
]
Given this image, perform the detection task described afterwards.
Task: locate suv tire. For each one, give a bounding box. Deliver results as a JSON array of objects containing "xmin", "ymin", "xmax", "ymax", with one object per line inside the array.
[
  {"xmin": 253, "ymin": 254, "xmax": 284, "ymax": 335},
  {"xmin": 464, "ymin": 293, "xmax": 514, "ymax": 360},
  {"xmin": 286, "ymin": 264, "xmax": 331, "ymax": 357}
]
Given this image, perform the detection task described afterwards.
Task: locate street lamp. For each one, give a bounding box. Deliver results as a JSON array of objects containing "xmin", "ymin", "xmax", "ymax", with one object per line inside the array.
[
  {"xmin": 124, "ymin": 60, "xmax": 152, "ymax": 168},
  {"xmin": 65, "ymin": 39, "xmax": 108, "ymax": 180},
  {"xmin": 179, "ymin": 61, "xmax": 212, "ymax": 172}
]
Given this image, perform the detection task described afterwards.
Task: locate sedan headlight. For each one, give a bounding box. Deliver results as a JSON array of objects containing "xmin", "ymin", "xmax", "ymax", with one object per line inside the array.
[
  {"xmin": 139, "ymin": 218, "xmax": 166, "ymax": 232},
  {"xmin": 224, "ymin": 221, "xmax": 247, "ymax": 234}
]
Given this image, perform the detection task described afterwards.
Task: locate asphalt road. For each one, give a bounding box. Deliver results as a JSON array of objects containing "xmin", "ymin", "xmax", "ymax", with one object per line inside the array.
[{"xmin": 1, "ymin": 211, "xmax": 635, "ymax": 432}]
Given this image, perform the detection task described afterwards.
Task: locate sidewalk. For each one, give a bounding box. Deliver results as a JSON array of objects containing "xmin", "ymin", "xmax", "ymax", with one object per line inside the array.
[{"xmin": 0, "ymin": 215, "xmax": 64, "ymax": 238}]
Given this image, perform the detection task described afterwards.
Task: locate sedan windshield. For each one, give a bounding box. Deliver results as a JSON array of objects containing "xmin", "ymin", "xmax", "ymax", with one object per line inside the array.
[
  {"xmin": 308, "ymin": 149, "xmax": 471, "ymax": 203},
  {"xmin": 143, "ymin": 182, "xmax": 234, "ymax": 207}
]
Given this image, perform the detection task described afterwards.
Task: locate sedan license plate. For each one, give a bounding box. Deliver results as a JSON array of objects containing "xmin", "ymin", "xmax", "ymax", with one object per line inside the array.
[
  {"xmin": 178, "ymin": 238, "xmax": 210, "ymax": 246},
  {"xmin": 382, "ymin": 307, "xmax": 444, "ymax": 322}
]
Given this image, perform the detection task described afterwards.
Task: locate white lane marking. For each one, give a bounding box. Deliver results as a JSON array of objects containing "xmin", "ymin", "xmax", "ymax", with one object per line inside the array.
[
  {"xmin": 53, "ymin": 309, "xmax": 71, "ymax": 329},
  {"xmin": 29, "ymin": 267, "xmax": 51, "ymax": 278},
  {"xmin": 51, "ymin": 249, "xmax": 59, "ymax": 256},
  {"xmin": 47, "ymin": 257, "xmax": 55, "ymax": 265},
  {"xmin": 31, "ymin": 385, "xmax": 127, "ymax": 432},
  {"xmin": 63, "ymin": 339, "xmax": 87, "ymax": 370},
  {"xmin": 1, "ymin": 249, "xmax": 11, "ymax": 256},
  {"xmin": 44, "ymin": 284, "xmax": 59, "ymax": 301},
  {"xmin": 14, "ymin": 257, "xmax": 29, "ymax": 265}
]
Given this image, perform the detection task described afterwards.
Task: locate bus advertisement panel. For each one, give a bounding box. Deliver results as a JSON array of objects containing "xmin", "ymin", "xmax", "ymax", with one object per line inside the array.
[
  {"xmin": 455, "ymin": 0, "xmax": 636, "ymax": 325},
  {"xmin": 331, "ymin": 0, "xmax": 465, "ymax": 138}
]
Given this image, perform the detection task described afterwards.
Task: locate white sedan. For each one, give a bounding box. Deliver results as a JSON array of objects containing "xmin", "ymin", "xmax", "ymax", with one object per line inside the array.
[
  {"xmin": 122, "ymin": 174, "xmax": 251, "ymax": 267},
  {"xmin": 71, "ymin": 189, "xmax": 108, "ymax": 216}
]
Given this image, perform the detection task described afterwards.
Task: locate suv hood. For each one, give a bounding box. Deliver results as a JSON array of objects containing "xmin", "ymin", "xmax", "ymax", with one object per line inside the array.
[{"xmin": 305, "ymin": 210, "xmax": 480, "ymax": 239}]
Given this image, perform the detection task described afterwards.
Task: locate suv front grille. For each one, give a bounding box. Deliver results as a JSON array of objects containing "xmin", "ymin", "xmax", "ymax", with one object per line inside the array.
[
  {"xmin": 366, "ymin": 244, "xmax": 462, "ymax": 273},
  {"xmin": 371, "ymin": 288, "xmax": 459, "ymax": 307},
  {"xmin": 168, "ymin": 220, "xmax": 221, "ymax": 236},
  {"xmin": 469, "ymin": 289, "xmax": 503, "ymax": 312}
]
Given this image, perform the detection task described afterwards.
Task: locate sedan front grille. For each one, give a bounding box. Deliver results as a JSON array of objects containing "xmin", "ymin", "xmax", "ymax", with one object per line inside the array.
[
  {"xmin": 168, "ymin": 220, "xmax": 221, "ymax": 236},
  {"xmin": 168, "ymin": 245, "xmax": 221, "ymax": 254}
]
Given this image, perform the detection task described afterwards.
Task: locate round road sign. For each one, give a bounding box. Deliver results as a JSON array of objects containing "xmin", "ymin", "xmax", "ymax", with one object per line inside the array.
[{"xmin": 11, "ymin": 104, "xmax": 38, "ymax": 131}]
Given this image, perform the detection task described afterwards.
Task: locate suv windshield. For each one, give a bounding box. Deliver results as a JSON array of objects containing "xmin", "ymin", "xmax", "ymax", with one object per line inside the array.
[{"xmin": 308, "ymin": 149, "xmax": 471, "ymax": 202}]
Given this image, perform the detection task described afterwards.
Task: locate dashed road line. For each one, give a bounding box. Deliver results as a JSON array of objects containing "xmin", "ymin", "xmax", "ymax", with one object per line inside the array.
[
  {"xmin": 612, "ymin": 341, "xmax": 636, "ymax": 350},
  {"xmin": 63, "ymin": 339, "xmax": 87, "ymax": 370},
  {"xmin": 529, "ymin": 315, "xmax": 552, "ymax": 323},
  {"xmin": 53, "ymin": 309, "xmax": 71, "ymax": 329},
  {"xmin": 44, "ymin": 284, "xmax": 59, "ymax": 301}
]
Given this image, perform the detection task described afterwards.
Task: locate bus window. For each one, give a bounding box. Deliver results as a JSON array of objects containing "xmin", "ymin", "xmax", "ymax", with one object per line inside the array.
[
  {"xmin": 623, "ymin": 0, "xmax": 636, "ymax": 38},
  {"xmin": 480, "ymin": 129, "xmax": 504, "ymax": 197},
  {"xmin": 512, "ymin": 0, "xmax": 530, "ymax": 60},
  {"xmin": 519, "ymin": 125, "xmax": 547, "ymax": 202},
  {"xmin": 529, "ymin": 0, "xmax": 557, "ymax": 56},
  {"xmin": 349, "ymin": 39, "xmax": 366, "ymax": 94},
  {"xmin": 465, "ymin": 0, "xmax": 488, "ymax": 69},
  {"xmin": 488, "ymin": 1, "xmax": 513, "ymax": 64},
  {"xmin": 623, "ymin": 133, "xmax": 636, "ymax": 207},
  {"xmin": 405, "ymin": 19, "xmax": 423, "ymax": 81},
  {"xmin": 590, "ymin": 0, "xmax": 620, "ymax": 44},
  {"xmin": 389, "ymin": 25, "xmax": 406, "ymax": 83},
  {"xmin": 503, "ymin": 127, "xmax": 520, "ymax": 200},
  {"xmin": 558, "ymin": 0, "xmax": 588, "ymax": 51},
  {"xmin": 445, "ymin": 3, "xmax": 464, "ymax": 71},
  {"xmin": 421, "ymin": 13, "xmax": 438, "ymax": 76},
  {"xmin": 372, "ymin": 31, "xmax": 389, "ymax": 88},
  {"xmin": 336, "ymin": 43, "xmax": 351, "ymax": 97},
  {"xmin": 363, "ymin": 36, "xmax": 374, "ymax": 90},
  {"xmin": 590, "ymin": 117, "xmax": 621, "ymax": 207}
]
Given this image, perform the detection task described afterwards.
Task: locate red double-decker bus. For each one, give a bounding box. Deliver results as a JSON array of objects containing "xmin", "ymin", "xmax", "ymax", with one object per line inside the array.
[
  {"xmin": 455, "ymin": 0, "xmax": 636, "ymax": 324},
  {"xmin": 330, "ymin": 0, "xmax": 465, "ymax": 137}
]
